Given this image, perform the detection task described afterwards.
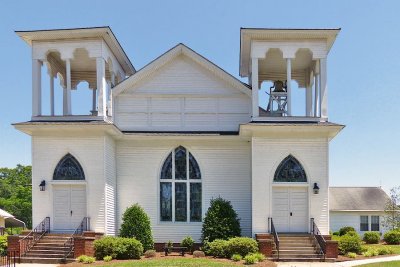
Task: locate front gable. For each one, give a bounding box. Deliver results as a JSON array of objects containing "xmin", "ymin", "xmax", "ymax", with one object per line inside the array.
[{"xmin": 113, "ymin": 44, "xmax": 251, "ymax": 132}]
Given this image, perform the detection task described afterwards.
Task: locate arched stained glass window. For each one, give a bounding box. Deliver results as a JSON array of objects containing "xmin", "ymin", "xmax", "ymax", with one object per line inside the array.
[
  {"xmin": 274, "ymin": 155, "xmax": 307, "ymax": 182},
  {"xmin": 53, "ymin": 153, "xmax": 85, "ymax": 180},
  {"xmin": 160, "ymin": 146, "xmax": 202, "ymax": 222}
]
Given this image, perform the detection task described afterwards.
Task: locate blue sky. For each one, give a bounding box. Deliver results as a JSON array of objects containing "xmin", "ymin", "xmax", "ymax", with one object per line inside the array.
[{"xmin": 0, "ymin": 0, "xmax": 399, "ymax": 192}]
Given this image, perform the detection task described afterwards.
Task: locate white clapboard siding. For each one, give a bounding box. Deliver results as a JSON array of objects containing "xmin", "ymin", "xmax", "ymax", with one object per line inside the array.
[
  {"xmin": 330, "ymin": 211, "xmax": 387, "ymax": 235},
  {"xmin": 31, "ymin": 136, "xmax": 107, "ymax": 233},
  {"xmin": 104, "ymin": 136, "xmax": 117, "ymax": 235},
  {"xmin": 116, "ymin": 139, "xmax": 251, "ymax": 242},
  {"xmin": 252, "ymin": 138, "xmax": 330, "ymax": 235},
  {"xmin": 114, "ymin": 55, "xmax": 251, "ymax": 131}
]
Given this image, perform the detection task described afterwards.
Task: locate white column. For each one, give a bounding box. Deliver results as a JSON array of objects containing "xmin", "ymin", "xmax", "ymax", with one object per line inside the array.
[
  {"xmin": 251, "ymin": 57, "xmax": 259, "ymax": 118},
  {"xmin": 50, "ymin": 74, "xmax": 54, "ymax": 116},
  {"xmin": 96, "ymin": 57, "xmax": 107, "ymax": 117},
  {"xmin": 314, "ymin": 60, "xmax": 320, "ymax": 117},
  {"xmin": 63, "ymin": 59, "xmax": 72, "ymax": 115},
  {"xmin": 320, "ymin": 58, "xmax": 328, "ymax": 119},
  {"xmin": 32, "ymin": 59, "xmax": 42, "ymax": 117},
  {"xmin": 286, "ymin": 58, "xmax": 292, "ymax": 116},
  {"xmin": 306, "ymin": 83, "xmax": 312, "ymax": 117}
]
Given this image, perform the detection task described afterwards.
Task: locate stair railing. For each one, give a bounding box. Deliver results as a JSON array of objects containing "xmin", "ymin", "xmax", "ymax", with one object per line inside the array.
[
  {"xmin": 310, "ymin": 218, "xmax": 326, "ymax": 261},
  {"xmin": 268, "ymin": 217, "xmax": 280, "ymax": 260},
  {"xmin": 63, "ymin": 217, "xmax": 90, "ymax": 261},
  {"xmin": 19, "ymin": 217, "xmax": 50, "ymax": 256}
]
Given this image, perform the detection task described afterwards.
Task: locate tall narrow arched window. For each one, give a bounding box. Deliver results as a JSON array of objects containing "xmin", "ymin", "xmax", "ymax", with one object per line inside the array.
[
  {"xmin": 53, "ymin": 153, "xmax": 85, "ymax": 180},
  {"xmin": 160, "ymin": 146, "xmax": 202, "ymax": 222},
  {"xmin": 274, "ymin": 155, "xmax": 307, "ymax": 182}
]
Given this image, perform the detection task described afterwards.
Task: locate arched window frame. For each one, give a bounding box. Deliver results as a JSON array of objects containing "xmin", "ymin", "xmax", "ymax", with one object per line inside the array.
[
  {"xmin": 53, "ymin": 153, "xmax": 85, "ymax": 181},
  {"xmin": 159, "ymin": 146, "xmax": 202, "ymax": 223},
  {"xmin": 273, "ymin": 155, "xmax": 307, "ymax": 183}
]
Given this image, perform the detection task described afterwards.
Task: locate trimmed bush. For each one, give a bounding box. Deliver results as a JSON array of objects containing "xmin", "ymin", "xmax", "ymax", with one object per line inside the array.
[
  {"xmin": 181, "ymin": 236, "xmax": 194, "ymax": 252},
  {"xmin": 338, "ymin": 233, "xmax": 362, "ymax": 255},
  {"xmin": 339, "ymin": 226, "xmax": 356, "ymax": 236},
  {"xmin": 0, "ymin": 235, "xmax": 7, "ymax": 256},
  {"xmin": 346, "ymin": 252, "xmax": 357, "ymax": 258},
  {"xmin": 244, "ymin": 254, "xmax": 257, "ymax": 265},
  {"xmin": 362, "ymin": 248, "xmax": 378, "ymax": 257},
  {"xmin": 119, "ymin": 203, "xmax": 154, "ymax": 251},
  {"xmin": 384, "ymin": 230, "xmax": 400, "ymax": 245},
  {"xmin": 193, "ymin": 250, "xmax": 205, "ymax": 258},
  {"xmin": 250, "ymin": 252, "xmax": 265, "ymax": 262},
  {"xmin": 103, "ymin": 256, "xmax": 112, "ymax": 262},
  {"xmin": 77, "ymin": 255, "xmax": 95, "ymax": 264},
  {"xmin": 144, "ymin": 250, "xmax": 156, "ymax": 258},
  {"xmin": 332, "ymin": 231, "xmax": 340, "ymax": 236},
  {"xmin": 227, "ymin": 237, "xmax": 258, "ymax": 257},
  {"xmin": 231, "ymin": 254, "xmax": 242, "ymax": 261},
  {"xmin": 201, "ymin": 197, "xmax": 241, "ymax": 243},
  {"xmin": 377, "ymin": 247, "xmax": 393, "ymax": 255},
  {"xmin": 94, "ymin": 236, "xmax": 143, "ymax": 260},
  {"xmin": 363, "ymin": 232, "xmax": 380, "ymax": 244},
  {"xmin": 205, "ymin": 239, "xmax": 229, "ymax": 258}
]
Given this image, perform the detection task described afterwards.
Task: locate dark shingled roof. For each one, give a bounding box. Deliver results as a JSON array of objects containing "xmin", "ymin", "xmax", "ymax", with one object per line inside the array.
[{"xmin": 330, "ymin": 187, "xmax": 390, "ymax": 211}]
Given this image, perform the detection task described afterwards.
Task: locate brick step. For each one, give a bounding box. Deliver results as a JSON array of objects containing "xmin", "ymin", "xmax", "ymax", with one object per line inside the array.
[
  {"xmin": 31, "ymin": 246, "xmax": 70, "ymax": 251},
  {"xmin": 24, "ymin": 253, "xmax": 70, "ymax": 259},
  {"xmin": 279, "ymin": 249, "xmax": 317, "ymax": 254},
  {"xmin": 279, "ymin": 243, "xmax": 314, "ymax": 247},
  {"xmin": 29, "ymin": 249, "xmax": 70, "ymax": 253},
  {"xmin": 276, "ymin": 257, "xmax": 324, "ymax": 262},
  {"xmin": 35, "ymin": 242, "xmax": 67, "ymax": 247},
  {"xmin": 41, "ymin": 236, "xmax": 70, "ymax": 240},
  {"xmin": 20, "ymin": 257, "xmax": 75, "ymax": 264}
]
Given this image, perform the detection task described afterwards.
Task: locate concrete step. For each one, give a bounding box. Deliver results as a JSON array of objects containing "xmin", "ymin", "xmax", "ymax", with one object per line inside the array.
[
  {"xmin": 31, "ymin": 246, "xmax": 69, "ymax": 252},
  {"xmin": 20, "ymin": 257, "xmax": 74, "ymax": 264},
  {"xmin": 24, "ymin": 253, "xmax": 68, "ymax": 259},
  {"xmin": 279, "ymin": 249, "xmax": 317, "ymax": 255},
  {"xmin": 277, "ymin": 257, "xmax": 324, "ymax": 262},
  {"xmin": 35, "ymin": 242, "xmax": 67, "ymax": 247},
  {"xmin": 279, "ymin": 243, "xmax": 314, "ymax": 247}
]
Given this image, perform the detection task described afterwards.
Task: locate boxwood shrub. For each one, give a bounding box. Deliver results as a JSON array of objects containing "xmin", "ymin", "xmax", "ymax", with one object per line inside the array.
[
  {"xmin": 227, "ymin": 237, "xmax": 258, "ymax": 257},
  {"xmin": 338, "ymin": 233, "xmax": 362, "ymax": 255},
  {"xmin": 204, "ymin": 239, "xmax": 229, "ymax": 258},
  {"xmin": 94, "ymin": 236, "xmax": 143, "ymax": 260},
  {"xmin": 363, "ymin": 231, "xmax": 380, "ymax": 244},
  {"xmin": 384, "ymin": 230, "xmax": 400, "ymax": 245},
  {"xmin": 339, "ymin": 226, "xmax": 356, "ymax": 236}
]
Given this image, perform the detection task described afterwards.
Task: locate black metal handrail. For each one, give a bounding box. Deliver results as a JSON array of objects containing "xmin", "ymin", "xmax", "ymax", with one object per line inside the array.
[
  {"xmin": 310, "ymin": 218, "xmax": 326, "ymax": 261},
  {"xmin": 268, "ymin": 217, "xmax": 280, "ymax": 260},
  {"xmin": 0, "ymin": 250, "xmax": 18, "ymax": 267},
  {"xmin": 63, "ymin": 217, "xmax": 90, "ymax": 260},
  {"xmin": 19, "ymin": 217, "xmax": 50, "ymax": 256}
]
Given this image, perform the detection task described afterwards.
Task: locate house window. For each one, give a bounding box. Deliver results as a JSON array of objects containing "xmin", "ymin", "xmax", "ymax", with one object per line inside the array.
[
  {"xmin": 274, "ymin": 155, "xmax": 307, "ymax": 182},
  {"xmin": 371, "ymin": 216, "xmax": 380, "ymax": 231},
  {"xmin": 53, "ymin": 153, "xmax": 85, "ymax": 180},
  {"xmin": 160, "ymin": 146, "xmax": 202, "ymax": 222},
  {"xmin": 360, "ymin": 216, "xmax": 369, "ymax": 231}
]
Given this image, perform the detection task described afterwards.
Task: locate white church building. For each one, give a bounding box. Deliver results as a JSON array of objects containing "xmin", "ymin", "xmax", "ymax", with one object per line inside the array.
[{"xmin": 14, "ymin": 27, "xmax": 343, "ymax": 243}]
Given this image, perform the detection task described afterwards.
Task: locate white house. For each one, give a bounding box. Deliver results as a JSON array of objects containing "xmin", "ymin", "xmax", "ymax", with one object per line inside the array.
[
  {"xmin": 330, "ymin": 187, "xmax": 390, "ymax": 235},
  {"xmin": 0, "ymin": 208, "xmax": 25, "ymax": 234},
  {"xmin": 14, "ymin": 27, "xmax": 343, "ymax": 243}
]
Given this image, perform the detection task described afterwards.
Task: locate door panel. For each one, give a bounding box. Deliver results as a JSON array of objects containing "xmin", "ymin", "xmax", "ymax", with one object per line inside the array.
[
  {"xmin": 53, "ymin": 187, "xmax": 71, "ymax": 230},
  {"xmin": 272, "ymin": 188, "xmax": 290, "ymax": 232},
  {"xmin": 289, "ymin": 187, "xmax": 308, "ymax": 232},
  {"xmin": 70, "ymin": 186, "xmax": 86, "ymax": 228}
]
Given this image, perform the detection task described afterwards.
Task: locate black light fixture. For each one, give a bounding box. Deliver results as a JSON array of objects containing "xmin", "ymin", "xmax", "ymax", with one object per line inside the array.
[
  {"xmin": 39, "ymin": 180, "xmax": 46, "ymax": 191},
  {"xmin": 313, "ymin": 182, "xmax": 320, "ymax": 194}
]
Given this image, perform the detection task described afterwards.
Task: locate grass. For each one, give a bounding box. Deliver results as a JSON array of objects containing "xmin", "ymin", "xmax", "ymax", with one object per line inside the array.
[
  {"xmin": 94, "ymin": 258, "xmax": 240, "ymax": 267},
  {"xmin": 355, "ymin": 261, "xmax": 400, "ymax": 267},
  {"xmin": 363, "ymin": 244, "xmax": 400, "ymax": 254}
]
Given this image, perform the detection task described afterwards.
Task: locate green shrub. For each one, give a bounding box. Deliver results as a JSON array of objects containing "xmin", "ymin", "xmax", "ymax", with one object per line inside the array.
[
  {"xmin": 201, "ymin": 197, "xmax": 241, "ymax": 243},
  {"xmin": 181, "ymin": 236, "xmax": 194, "ymax": 252},
  {"xmin": 377, "ymin": 247, "xmax": 393, "ymax": 255},
  {"xmin": 144, "ymin": 250, "xmax": 156, "ymax": 258},
  {"xmin": 119, "ymin": 203, "xmax": 154, "ymax": 251},
  {"xmin": 77, "ymin": 255, "xmax": 95, "ymax": 264},
  {"xmin": 338, "ymin": 233, "xmax": 362, "ymax": 254},
  {"xmin": 384, "ymin": 230, "xmax": 400, "ymax": 245},
  {"xmin": 205, "ymin": 239, "xmax": 229, "ymax": 258},
  {"xmin": 0, "ymin": 235, "xmax": 7, "ymax": 256},
  {"xmin": 227, "ymin": 237, "xmax": 258, "ymax": 257},
  {"xmin": 347, "ymin": 252, "xmax": 357, "ymax": 258},
  {"xmin": 103, "ymin": 256, "xmax": 112, "ymax": 262},
  {"xmin": 363, "ymin": 232, "xmax": 380, "ymax": 244},
  {"xmin": 332, "ymin": 231, "xmax": 340, "ymax": 236},
  {"xmin": 339, "ymin": 226, "xmax": 356, "ymax": 236},
  {"xmin": 244, "ymin": 254, "xmax": 257, "ymax": 265},
  {"xmin": 362, "ymin": 248, "xmax": 378, "ymax": 257},
  {"xmin": 250, "ymin": 252, "xmax": 265, "ymax": 262},
  {"xmin": 193, "ymin": 250, "xmax": 205, "ymax": 258},
  {"xmin": 94, "ymin": 236, "xmax": 143, "ymax": 260},
  {"xmin": 231, "ymin": 254, "xmax": 242, "ymax": 261}
]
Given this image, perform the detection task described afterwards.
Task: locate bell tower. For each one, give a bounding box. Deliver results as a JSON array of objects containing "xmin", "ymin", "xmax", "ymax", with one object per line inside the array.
[{"xmin": 240, "ymin": 28, "xmax": 340, "ymax": 122}]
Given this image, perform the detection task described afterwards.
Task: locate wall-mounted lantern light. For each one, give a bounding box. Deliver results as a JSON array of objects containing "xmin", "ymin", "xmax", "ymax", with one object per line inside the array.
[
  {"xmin": 39, "ymin": 180, "xmax": 46, "ymax": 191},
  {"xmin": 313, "ymin": 183, "xmax": 320, "ymax": 194}
]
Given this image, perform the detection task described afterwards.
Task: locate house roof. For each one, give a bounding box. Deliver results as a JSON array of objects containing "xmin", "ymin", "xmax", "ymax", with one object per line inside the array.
[
  {"xmin": 15, "ymin": 26, "xmax": 135, "ymax": 75},
  {"xmin": 0, "ymin": 208, "xmax": 14, "ymax": 218},
  {"xmin": 113, "ymin": 43, "xmax": 251, "ymax": 96},
  {"xmin": 330, "ymin": 187, "xmax": 390, "ymax": 211}
]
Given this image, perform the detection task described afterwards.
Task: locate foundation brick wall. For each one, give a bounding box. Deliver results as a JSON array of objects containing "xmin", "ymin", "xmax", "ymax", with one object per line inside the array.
[
  {"xmin": 73, "ymin": 231, "xmax": 102, "ymax": 258},
  {"xmin": 326, "ymin": 240, "xmax": 338, "ymax": 258},
  {"xmin": 7, "ymin": 236, "xmax": 20, "ymax": 254}
]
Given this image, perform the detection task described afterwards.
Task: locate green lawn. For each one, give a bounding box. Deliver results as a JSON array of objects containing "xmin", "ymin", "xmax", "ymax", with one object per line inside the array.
[
  {"xmin": 355, "ymin": 261, "xmax": 400, "ymax": 267},
  {"xmin": 95, "ymin": 258, "xmax": 239, "ymax": 267}
]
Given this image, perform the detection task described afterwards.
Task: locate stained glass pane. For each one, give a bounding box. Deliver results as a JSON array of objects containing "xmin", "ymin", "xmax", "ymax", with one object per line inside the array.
[
  {"xmin": 175, "ymin": 147, "xmax": 187, "ymax": 180},
  {"xmin": 190, "ymin": 183, "xmax": 202, "ymax": 222},
  {"xmin": 175, "ymin": 183, "xmax": 187, "ymax": 221},
  {"xmin": 189, "ymin": 153, "xmax": 201, "ymax": 179},
  {"xmin": 160, "ymin": 182, "xmax": 172, "ymax": 221},
  {"xmin": 161, "ymin": 153, "xmax": 172, "ymax": 179},
  {"xmin": 273, "ymin": 155, "xmax": 307, "ymax": 182},
  {"xmin": 53, "ymin": 154, "xmax": 85, "ymax": 180}
]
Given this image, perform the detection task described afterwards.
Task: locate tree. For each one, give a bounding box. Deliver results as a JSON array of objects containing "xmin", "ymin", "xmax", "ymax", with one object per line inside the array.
[
  {"xmin": 201, "ymin": 197, "xmax": 241, "ymax": 243},
  {"xmin": 119, "ymin": 204, "xmax": 154, "ymax": 251},
  {"xmin": 0, "ymin": 165, "xmax": 32, "ymax": 228},
  {"xmin": 383, "ymin": 186, "xmax": 400, "ymax": 231}
]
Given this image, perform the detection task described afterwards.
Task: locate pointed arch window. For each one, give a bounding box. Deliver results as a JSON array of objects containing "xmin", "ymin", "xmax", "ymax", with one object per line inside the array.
[
  {"xmin": 274, "ymin": 155, "xmax": 307, "ymax": 182},
  {"xmin": 53, "ymin": 153, "xmax": 85, "ymax": 180},
  {"xmin": 160, "ymin": 146, "xmax": 202, "ymax": 222}
]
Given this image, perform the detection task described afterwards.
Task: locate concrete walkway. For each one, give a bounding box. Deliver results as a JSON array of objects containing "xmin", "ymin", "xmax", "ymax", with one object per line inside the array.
[
  {"xmin": 16, "ymin": 264, "xmax": 58, "ymax": 267},
  {"xmin": 277, "ymin": 255, "xmax": 400, "ymax": 267}
]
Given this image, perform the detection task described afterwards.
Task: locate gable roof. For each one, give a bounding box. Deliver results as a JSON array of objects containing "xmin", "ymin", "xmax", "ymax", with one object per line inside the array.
[
  {"xmin": 0, "ymin": 208, "xmax": 14, "ymax": 218},
  {"xmin": 330, "ymin": 187, "xmax": 390, "ymax": 211},
  {"xmin": 113, "ymin": 43, "xmax": 251, "ymax": 96}
]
